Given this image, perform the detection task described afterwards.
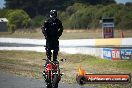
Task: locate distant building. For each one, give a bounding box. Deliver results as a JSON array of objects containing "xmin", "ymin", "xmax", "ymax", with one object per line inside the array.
[{"xmin": 0, "ymin": 18, "xmax": 8, "ymax": 32}]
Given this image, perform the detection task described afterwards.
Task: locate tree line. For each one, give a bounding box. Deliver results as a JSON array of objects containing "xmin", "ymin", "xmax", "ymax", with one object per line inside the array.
[
  {"xmin": 60, "ymin": 3, "xmax": 132, "ymax": 29},
  {"xmin": 0, "ymin": 0, "xmax": 132, "ymax": 32},
  {"xmin": 4, "ymin": 0, "xmax": 116, "ymax": 17}
]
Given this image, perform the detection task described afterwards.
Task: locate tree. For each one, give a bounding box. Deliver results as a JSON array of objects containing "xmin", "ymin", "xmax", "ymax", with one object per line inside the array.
[
  {"xmin": 5, "ymin": 0, "xmax": 116, "ymax": 17},
  {"xmin": 73, "ymin": 0, "xmax": 116, "ymax": 5},
  {"xmin": 31, "ymin": 15, "xmax": 45, "ymax": 27},
  {"xmin": 5, "ymin": 0, "xmax": 73, "ymax": 17},
  {"xmin": 7, "ymin": 10, "xmax": 31, "ymax": 32},
  {"xmin": 125, "ymin": 2, "xmax": 132, "ymax": 6}
]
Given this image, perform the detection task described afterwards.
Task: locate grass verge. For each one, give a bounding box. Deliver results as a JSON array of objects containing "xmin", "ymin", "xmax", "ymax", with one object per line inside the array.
[
  {"xmin": 0, "ymin": 50, "xmax": 132, "ymax": 88},
  {"xmin": 0, "ymin": 29, "xmax": 132, "ymax": 39}
]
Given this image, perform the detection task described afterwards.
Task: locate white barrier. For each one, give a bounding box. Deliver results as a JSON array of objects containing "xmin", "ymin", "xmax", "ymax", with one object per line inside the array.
[
  {"xmin": 0, "ymin": 38, "xmax": 132, "ymax": 60},
  {"xmin": 0, "ymin": 38, "xmax": 45, "ymax": 45},
  {"xmin": 122, "ymin": 38, "xmax": 132, "ymax": 46},
  {"xmin": 0, "ymin": 37, "xmax": 132, "ymax": 46}
]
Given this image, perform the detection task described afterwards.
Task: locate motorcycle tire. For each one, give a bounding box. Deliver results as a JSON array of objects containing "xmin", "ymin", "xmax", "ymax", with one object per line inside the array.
[
  {"xmin": 46, "ymin": 83, "xmax": 52, "ymax": 88},
  {"xmin": 52, "ymin": 75, "xmax": 58, "ymax": 88}
]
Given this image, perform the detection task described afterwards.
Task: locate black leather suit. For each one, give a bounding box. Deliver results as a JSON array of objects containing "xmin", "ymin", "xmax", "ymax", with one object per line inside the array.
[{"xmin": 42, "ymin": 18, "xmax": 63, "ymax": 61}]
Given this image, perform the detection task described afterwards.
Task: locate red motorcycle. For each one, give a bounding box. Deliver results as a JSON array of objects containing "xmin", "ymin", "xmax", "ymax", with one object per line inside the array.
[{"xmin": 42, "ymin": 59, "xmax": 63, "ymax": 88}]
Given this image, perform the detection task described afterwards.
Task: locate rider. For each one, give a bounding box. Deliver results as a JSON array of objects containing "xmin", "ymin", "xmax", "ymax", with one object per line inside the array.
[{"xmin": 41, "ymin": 10, "xmax": 63, "ymax": 64}]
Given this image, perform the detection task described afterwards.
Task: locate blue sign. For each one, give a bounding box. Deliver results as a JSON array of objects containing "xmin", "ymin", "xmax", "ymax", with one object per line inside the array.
[
  {"xmin": 103, "ymin": 48, "xmax": 112, "ymax": 60},
  {"xmin": 103, "ymin": 48, "xmax": 132, "ymax": 60},
  {"xmin": 121, "ymin": 49, "xmax": 132, "ymax": 60}
]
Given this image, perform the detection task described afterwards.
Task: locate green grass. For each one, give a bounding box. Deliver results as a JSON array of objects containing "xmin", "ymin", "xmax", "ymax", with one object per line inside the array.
[
  {"xmin": 0, "ymin": 29, "xmax": 132, "ymax": 39},
  {"xmin": 0, "ymin": 51, "xmax": 132, "ymax": 88}
]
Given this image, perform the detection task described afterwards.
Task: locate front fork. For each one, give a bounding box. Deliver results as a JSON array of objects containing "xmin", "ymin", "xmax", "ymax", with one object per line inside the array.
[
  {"xmin": 42, "ymin": 70, "xmax": 52, "ymax": 83},
  {"xmin": 42, "ymin": 70, "xmax": 62, "ymax": 83}
]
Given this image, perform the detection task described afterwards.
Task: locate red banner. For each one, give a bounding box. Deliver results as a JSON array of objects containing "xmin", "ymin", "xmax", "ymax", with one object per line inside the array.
[{"xmin": 76, "ymin": 74, "xmax": 131, "ymax": 84}]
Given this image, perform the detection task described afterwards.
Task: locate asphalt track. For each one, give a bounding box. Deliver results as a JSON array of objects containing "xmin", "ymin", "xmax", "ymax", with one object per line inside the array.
[{"xmin": 0, "ymin": 72, "xmax": 96, "ymax": 88}]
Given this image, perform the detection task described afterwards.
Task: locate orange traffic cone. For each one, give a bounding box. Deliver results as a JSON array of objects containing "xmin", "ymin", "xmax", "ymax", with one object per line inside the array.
[{"xmin": 121, "ymin": 31, "xmax": 124, "ymax": 38}]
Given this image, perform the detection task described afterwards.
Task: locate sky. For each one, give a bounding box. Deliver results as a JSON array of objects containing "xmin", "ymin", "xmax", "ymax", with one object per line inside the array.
[
  {"xmin": 0, "ymin": 0, "xmax": 5, "ymax": 8},
  {"xmin": 0, "ymin": 0, "xmax": 132, "ymax": 8},
  {"xmin": 116, "ymin": 0, "xmax": 132, "ymax": 4}
]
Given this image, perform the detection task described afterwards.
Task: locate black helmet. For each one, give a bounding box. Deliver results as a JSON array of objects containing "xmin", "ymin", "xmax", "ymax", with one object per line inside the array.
[{"xmin": 50, "ymin": 10, "xmax": 57, "ymax": 18}]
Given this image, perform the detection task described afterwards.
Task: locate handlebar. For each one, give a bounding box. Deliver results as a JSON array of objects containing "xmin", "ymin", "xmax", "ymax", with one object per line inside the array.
[{"xmin": 42, "ymin": 59, "xmax": 59, "ymax": 65}]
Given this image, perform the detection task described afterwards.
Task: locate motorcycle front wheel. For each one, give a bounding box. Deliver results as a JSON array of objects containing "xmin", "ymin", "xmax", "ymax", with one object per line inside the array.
[
  {"xmin": 46, "ymin": 83, "xmax": 52, "ymax": 88},
  {"xmin": 52, "ymin": 74, "xmax": 58, "ymax": 88}
]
